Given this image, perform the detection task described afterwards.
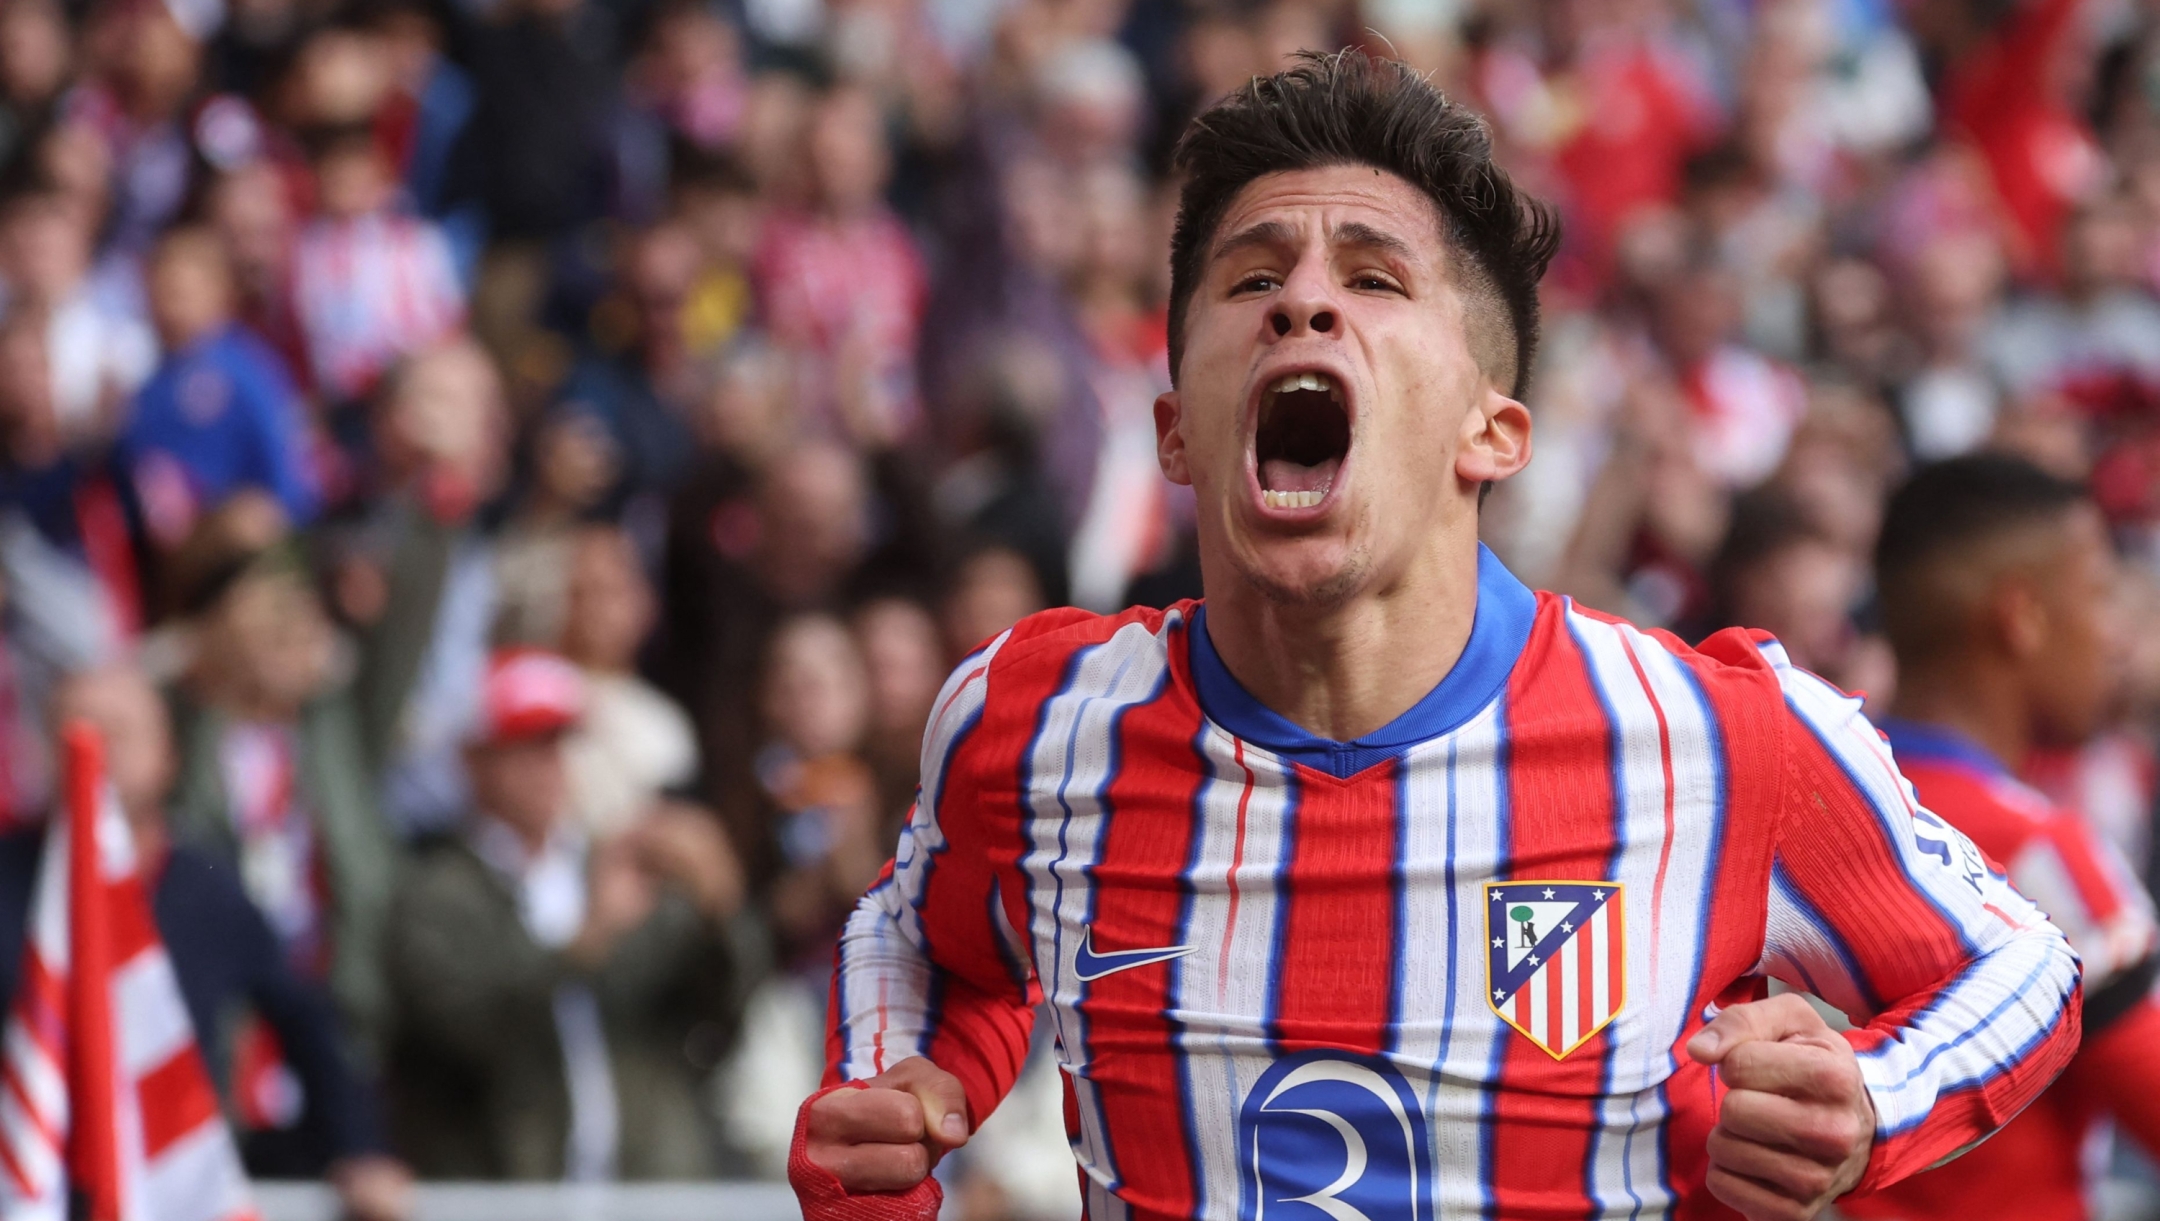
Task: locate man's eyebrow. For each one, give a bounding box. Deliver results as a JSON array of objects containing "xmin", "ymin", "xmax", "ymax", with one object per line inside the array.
[
  {"xmin": 1331, "ymin": 221, "xmax": 1419, "ymax": 263},
  {"xmin": 1210, "ymin": 220, "xmax": 1297, "ymax": 263}
]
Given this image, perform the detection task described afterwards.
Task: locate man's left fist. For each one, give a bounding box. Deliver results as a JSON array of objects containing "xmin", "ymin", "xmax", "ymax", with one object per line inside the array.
[{"xmin": 1687, "ymin": 992, "xmax": 1876, "ymax": 1221}]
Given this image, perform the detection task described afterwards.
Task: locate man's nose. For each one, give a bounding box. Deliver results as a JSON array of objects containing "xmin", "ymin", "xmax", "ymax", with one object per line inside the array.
[{"xmin": 1268, "ymin": 259, "xmax": 1338, "ymax": 340}]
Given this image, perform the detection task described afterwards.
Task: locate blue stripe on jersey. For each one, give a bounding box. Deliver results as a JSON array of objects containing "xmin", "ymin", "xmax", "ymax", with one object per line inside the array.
[
  {"xmin": 1480, "ymin": 693, "xmax": 1512, "ymax": 1221},
  {"xmin": 1562, "ymin": 610, "xmax": 1632, "ymax": 1219},
  {"xmin": 1779, "ymin": 679, "xmax": 1982, "ymax": 959},
  {"xmin": 1172, "ymin": 717, "xmax": 1214, "ymax": 1219},
  {"xmin": 986, "ymin": 876, "xmax": 1030, "ymax": 996},
  {"xmin": 920, "ymin": 969, "xmax": 948, "ymax": 1064},
  {"xmin": 1652, "ymin": 659, "xmax": 1731, "ymax": 1213},
  {"xmin": 1262, "ymin": 763, "xmax": 1303, "ymax": 1051},
  {"xmin": 1387, "ymin": 753, "xmax": 1411, "ymax": 1046},
  {"xmin": 1068, "ymin": 657, "xmax": 1172, "ymax": 1199},
  {"xmin": 1768, "ymin": 865, "xmax": 1886, "ymax": 1015},
  {"xmin": 1864, "ymin": 951, "xmax": 2075, "ymax": 1136},
  {"xmin": 1018, "ymin": 646, "xmax": 1089, "ymax": 1035}
]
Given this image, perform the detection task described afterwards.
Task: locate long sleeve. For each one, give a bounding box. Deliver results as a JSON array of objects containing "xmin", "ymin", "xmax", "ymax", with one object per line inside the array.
[
  {"xmin": 824, "ymin": 628, "xmax": 1039, "ymax": 1128},
  {"xmin": 1754, "ymin": 648, "xmax": 2082, "ymax": 1191},
  {"xmin": 230, "ymin": 869, "xmax": 387, "ymax": 1159}
]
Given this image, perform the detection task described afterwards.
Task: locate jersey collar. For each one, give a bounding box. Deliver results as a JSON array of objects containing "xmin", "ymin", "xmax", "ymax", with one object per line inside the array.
[
  {"xmin": 1188, "ymin": 544, "xmax": 1537, "ymax": 778},
  {"xmin": 1876, "ymin": 717, "xmax": 2012, "ymax": 782}
]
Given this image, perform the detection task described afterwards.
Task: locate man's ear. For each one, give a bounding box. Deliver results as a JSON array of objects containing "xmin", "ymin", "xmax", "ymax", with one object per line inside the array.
[
  {"xmin": 1454, "ymin": 385, "xmax": 1533, "ymax": 486},
  {"xmin": 1155, "ymin": 391, "xmax": 1192, "ymax": 486},
  {"xmin": 1996, "ymin": 580, "xmax": 2049, "ymax": 661}
]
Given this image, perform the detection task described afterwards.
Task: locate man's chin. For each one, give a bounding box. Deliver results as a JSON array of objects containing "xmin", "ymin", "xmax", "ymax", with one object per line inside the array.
[{"xmin": 1229, "ymin": 543, "xmax": 1370, "ymax": 609}]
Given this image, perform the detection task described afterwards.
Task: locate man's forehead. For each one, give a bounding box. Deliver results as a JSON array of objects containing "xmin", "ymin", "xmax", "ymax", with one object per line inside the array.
[{"xmin": 1209, "ymin": 165, "xmax": 1449, "ymax": 259}]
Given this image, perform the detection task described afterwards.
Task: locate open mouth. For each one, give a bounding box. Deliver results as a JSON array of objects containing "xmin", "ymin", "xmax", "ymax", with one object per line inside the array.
[{"xmin": 1254, "ymin": 371, "xmax": 1350, "ymax": 510}]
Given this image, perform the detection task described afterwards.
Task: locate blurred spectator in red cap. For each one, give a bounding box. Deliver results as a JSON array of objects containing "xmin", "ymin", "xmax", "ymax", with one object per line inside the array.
[{"xmin": 383, "ymin": 645, "xmax": 746, "ymax": 1181}]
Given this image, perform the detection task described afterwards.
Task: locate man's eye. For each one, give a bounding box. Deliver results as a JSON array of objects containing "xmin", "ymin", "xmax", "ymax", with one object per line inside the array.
[
  {"xmin": 1234, "ymin": 275, "xmax": 1280, "ymax": 294},
  {"xmin": 1353, "ymin": 274, "xmax": 1400, "ymax": 292}
]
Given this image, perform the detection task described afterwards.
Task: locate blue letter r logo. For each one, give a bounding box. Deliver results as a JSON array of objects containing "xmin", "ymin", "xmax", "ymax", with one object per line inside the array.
[{"xmin": 1237, "ymin": 1050, "xmax": 1432, "ymax": 1221}]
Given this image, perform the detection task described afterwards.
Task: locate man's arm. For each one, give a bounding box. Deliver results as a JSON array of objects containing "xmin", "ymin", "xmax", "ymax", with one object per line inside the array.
[
  {"xmin": 1722, "ymin": 652, "xmax": 2081, "ymax": 1212},
  {"xmin": 796, "ymin": 629, "xmax": 1043, "ymax": 1209},
  {"xmin": 1991, "ymin": 768, "xmax": 2160, "ymax": 1152}
]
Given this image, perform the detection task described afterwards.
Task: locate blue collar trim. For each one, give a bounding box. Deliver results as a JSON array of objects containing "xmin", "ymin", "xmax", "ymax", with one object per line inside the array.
[
  {"xmin": 1877, "ymin": 718, "xmax": 2011, "ymax": 781},
  {"xmin": 1188, "ymin": 544, "xmax": 1537, "ymax": 779}
]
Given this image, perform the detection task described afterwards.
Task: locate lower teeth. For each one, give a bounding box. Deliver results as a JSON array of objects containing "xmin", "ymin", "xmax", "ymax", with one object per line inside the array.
[{"xmin": 1263, "ymin": 488, "xmax": 1325, "ymax": 509}]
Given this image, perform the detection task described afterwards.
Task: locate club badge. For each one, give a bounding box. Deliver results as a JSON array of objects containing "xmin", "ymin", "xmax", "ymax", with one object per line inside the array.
[{"xmin": 1485, "ymin": 881, "xmax": 1626, "ymax": 1060}]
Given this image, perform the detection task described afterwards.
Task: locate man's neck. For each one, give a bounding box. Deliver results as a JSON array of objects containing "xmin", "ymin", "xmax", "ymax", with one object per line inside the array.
[
  {"xmin": 1889, "ymin": 665, "xmax": 2030, "ymax": 772},
  {"xmin": 160, "ymin": 317, "xmax": 225, "ymax": 354},
  {"xmin": 1202, "ymin": 541, "xmax": 1481, "ymax": 743},
  {"xmin": 475, "ymin": 807, "xmax": 558, "ymax": 866}
]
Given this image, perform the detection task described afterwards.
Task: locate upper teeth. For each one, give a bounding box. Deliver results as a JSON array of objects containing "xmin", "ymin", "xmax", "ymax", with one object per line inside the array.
[
  {"xmin": 1270, "ymin": 372, "xmax": 1338, "ymax": 397},
  {"xmin": 1264, "ymin": 489, "xmax": 1325, "ymax": 509}
]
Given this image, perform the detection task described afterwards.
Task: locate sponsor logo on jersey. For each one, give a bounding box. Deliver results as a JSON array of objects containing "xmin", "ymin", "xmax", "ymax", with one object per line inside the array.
[
  {"xmin": 1485, "ymin": 881, "xmax": 1626, "ymax": 1060},
  {"xmin": 1237, "ymin": 1049, "xmax": 1432, "ymax": 1221}
]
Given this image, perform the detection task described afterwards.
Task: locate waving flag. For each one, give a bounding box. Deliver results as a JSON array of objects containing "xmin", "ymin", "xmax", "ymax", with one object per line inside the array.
[{"xmin": 0, "ymin": 723, "xmax": 256, "ymax": 1221}]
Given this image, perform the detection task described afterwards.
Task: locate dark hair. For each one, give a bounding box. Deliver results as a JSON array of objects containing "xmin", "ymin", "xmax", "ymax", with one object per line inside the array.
[
  {"xmin": 1874, "ymin": 454, "xmax": 2091, "ymax": 653},
  {"xmin": 1709, "ymin": 488, "xmax": 1832, "ymax": 621},
  {"xmin": 1166, "ymin": 50, "xmax": 1560, "ymax": 398}
]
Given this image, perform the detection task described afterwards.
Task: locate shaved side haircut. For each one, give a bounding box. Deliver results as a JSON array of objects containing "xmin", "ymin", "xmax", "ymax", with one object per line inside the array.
[{"xmin": 1874, "ymin": 454, "xmax": 2093, "ymax": 664}]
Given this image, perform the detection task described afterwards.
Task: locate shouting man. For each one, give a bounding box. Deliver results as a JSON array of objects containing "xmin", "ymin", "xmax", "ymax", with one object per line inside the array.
[{"xmin": 792, "ymin": 52, "xmax": 2080, "ymax": 1221}]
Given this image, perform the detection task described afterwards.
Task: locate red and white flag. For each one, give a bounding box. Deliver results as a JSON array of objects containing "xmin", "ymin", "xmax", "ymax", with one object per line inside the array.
[{"xmin": 0, "ymin": 723, "xmax": 257, "ymax": 1221}]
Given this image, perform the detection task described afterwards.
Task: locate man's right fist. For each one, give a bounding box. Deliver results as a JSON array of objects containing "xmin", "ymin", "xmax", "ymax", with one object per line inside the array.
[{"xmin": 791, "ymin": 1058, "xmax": 972, "ymax": 1219}]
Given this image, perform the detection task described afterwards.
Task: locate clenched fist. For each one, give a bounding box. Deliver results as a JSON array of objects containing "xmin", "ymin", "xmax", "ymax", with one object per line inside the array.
[
  {"xmin": 1687, "ymin": 993, "xmax": 1877, "ymax": 1221},
  {"xmin": 791, "ymin": 1058, "xmax": 972, "ymax": 1220}
]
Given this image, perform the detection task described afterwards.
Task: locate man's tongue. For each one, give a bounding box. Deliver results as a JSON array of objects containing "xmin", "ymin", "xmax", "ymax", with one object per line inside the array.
[{"xmin": 1261, "ymin": 456, "xmax": 1339, "ymax": 493}]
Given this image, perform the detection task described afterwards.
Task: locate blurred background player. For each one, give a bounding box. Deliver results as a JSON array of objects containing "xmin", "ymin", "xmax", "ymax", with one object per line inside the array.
[{"xmin": 1843, "ymin": 455, "xmax": 2160, "ymax": 1221}]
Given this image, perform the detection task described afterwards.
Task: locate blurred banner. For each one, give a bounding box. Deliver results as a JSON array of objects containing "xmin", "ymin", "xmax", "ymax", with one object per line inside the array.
[{"xmin": 0, "ymin": 723, "xmax": 255, "ymax": 1221}]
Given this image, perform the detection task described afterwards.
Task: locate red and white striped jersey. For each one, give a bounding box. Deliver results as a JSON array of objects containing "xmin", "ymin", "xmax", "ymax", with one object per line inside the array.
[
  {"xmin": 826, "ymin": 548, "xmax": 2083, "ymax": 1221},
  {"xmin": 1844, "ymin": 722, "xmax": 2159, "ymax": 1221}
]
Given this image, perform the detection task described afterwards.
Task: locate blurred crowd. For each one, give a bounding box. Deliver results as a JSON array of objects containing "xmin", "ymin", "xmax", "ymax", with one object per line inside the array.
[{"xmin": 0, "ymin": 0, "xmax": 2155, "ymax": 1213}]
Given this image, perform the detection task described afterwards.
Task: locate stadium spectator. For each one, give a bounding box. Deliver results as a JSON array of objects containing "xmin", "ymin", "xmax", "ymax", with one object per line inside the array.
[
  {"xmin": 0, "ymin": 188, "xmax": 155, "ymax": 443},
  {"xmin": 753, "ymin": 612, "xmax": 880, "ymax": 968},
  {"xmin": 166, "ymin": 519, "xmax": 398, "ymax": 1059},
  {"xmin": 124, "ymin": 225, "xmax": 319, "ymax": 536},
  {"xmin": 0, "ymin": 664, "xmax": 412, "ymax": 1219},
  {"xmin": 345, "ymin": 339, "xmax": 508, "ymax": 837},
  {"xmin": 383, "ymin": 648, "xmax": 745, "ymax": 1180},
  {"xmin": 555, "ymin": 524, "xmax": 698, "ymax": 838},
  {"xmin": 290, "ymin": 125, "xmax": 463, "ymax": 406}
]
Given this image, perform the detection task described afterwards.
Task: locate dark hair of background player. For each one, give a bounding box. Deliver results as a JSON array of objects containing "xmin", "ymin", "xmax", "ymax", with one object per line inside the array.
[
  {"xmin": 1164, "ymin": 49, "xmax": 1562, "ymax": 399},
  {"xmin": 1873, "ymin": 453, "xmax": 2093, "ymax": 660}
]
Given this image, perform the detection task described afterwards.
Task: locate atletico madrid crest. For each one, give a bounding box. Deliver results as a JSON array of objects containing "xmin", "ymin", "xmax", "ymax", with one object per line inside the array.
[{"xmin": 1485, "ymin": 881, "xmax": 1626, "ymax": 1060}]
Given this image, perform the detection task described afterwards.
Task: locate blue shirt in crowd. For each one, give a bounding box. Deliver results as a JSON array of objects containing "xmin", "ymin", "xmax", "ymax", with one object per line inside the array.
[{"xmin": 124, "ymin": 324, "xmax": 320, "ymax": 526}]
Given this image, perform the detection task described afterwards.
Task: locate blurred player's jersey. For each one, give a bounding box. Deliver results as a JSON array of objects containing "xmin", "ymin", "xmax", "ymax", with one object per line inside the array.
[
  {"xmin": 1843, "ymin": 722, "xmax": 2159, "ymax": 1221},
  {"xmin": 827, "ymin": 547, "xmax": 2080, "ymax": 1221}
]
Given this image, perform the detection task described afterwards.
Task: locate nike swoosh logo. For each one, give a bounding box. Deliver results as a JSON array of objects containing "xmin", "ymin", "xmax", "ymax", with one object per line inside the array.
[{"xmin": 1073, "ymin": 927, "xmax": 1196, "ymax": 982}]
